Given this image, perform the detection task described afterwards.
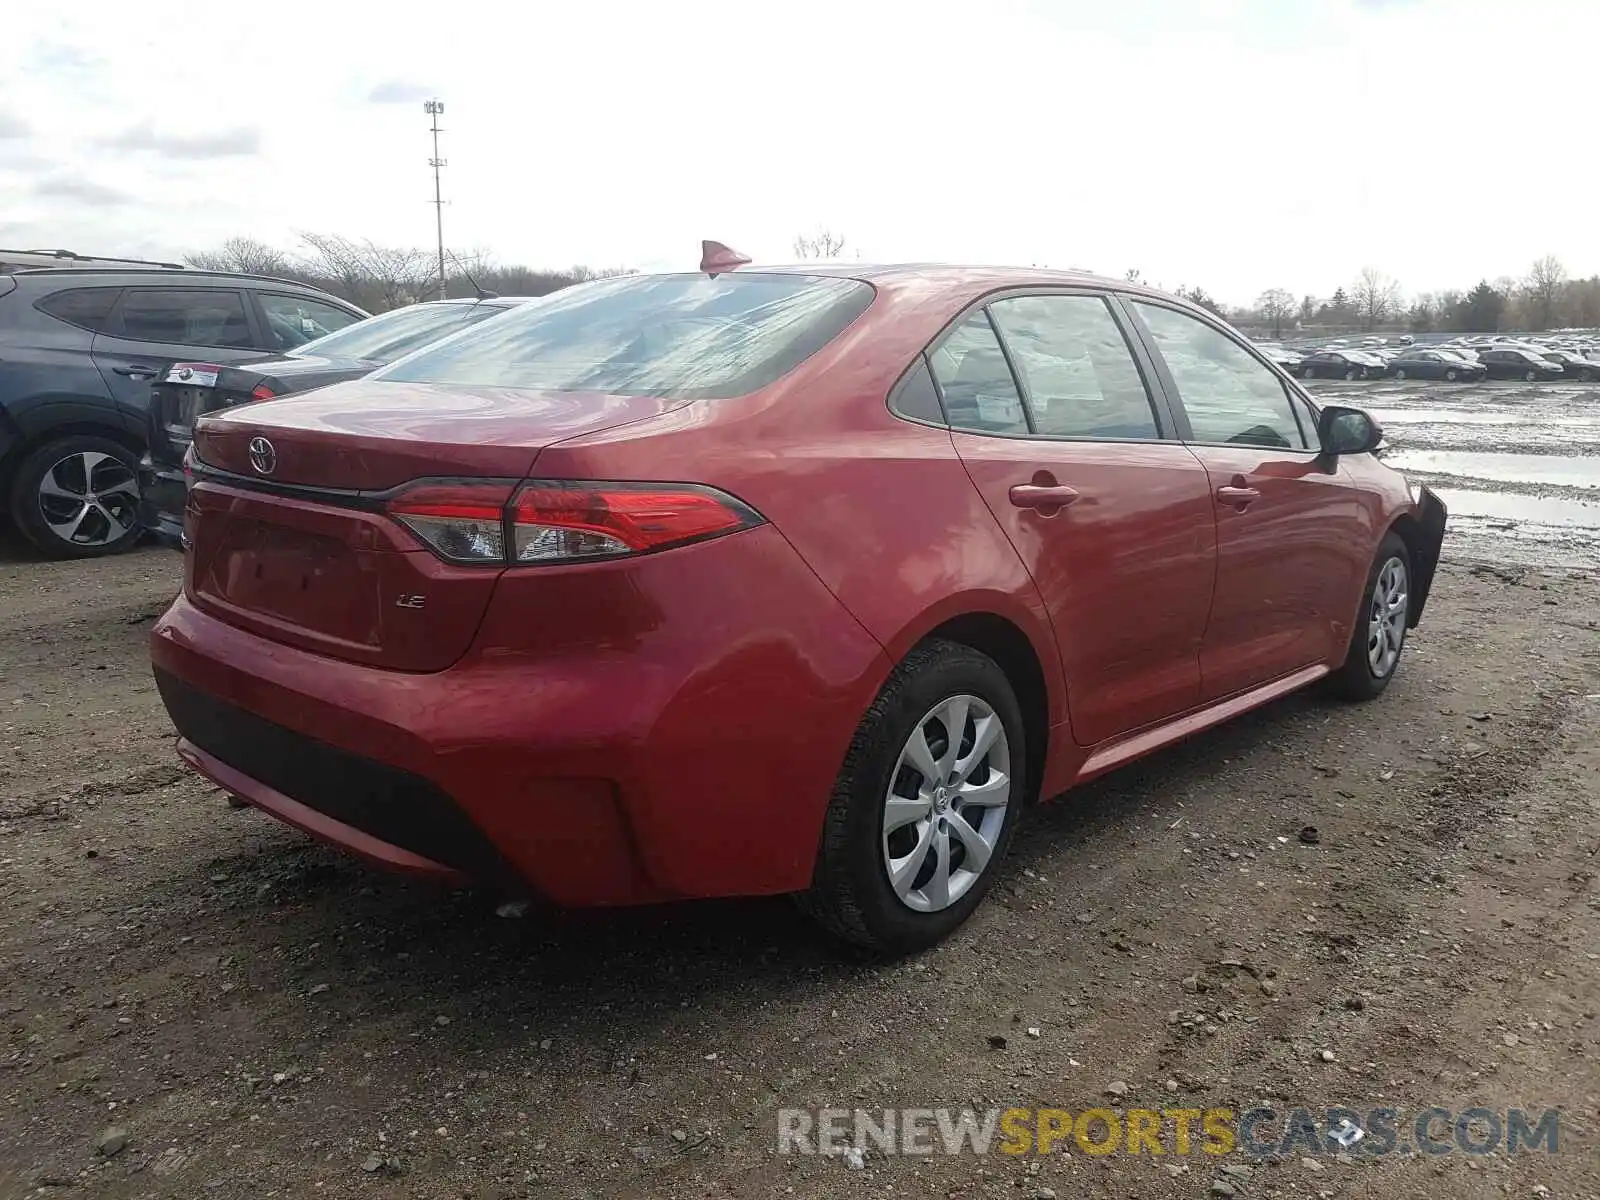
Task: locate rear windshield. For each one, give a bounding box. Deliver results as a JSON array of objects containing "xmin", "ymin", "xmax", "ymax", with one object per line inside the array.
[
  {"xmin": 293, "ymin": 301, "xmax": 510, "ymax": 364},
  {"xmin": 376, "ymin": 272, "xmax": 875, "ymax": 398}
]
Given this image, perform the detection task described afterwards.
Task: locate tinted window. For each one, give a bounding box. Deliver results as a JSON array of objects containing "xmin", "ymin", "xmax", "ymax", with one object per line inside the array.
[
  {"xmin": 987, "ymin": 295, "xmax": 1159, "ymax": 439},
  {"xmin": 927, "ymin": 312, "xmax": 1028, "ymax": 435},
  {"xmin": 291, "ymin": 301, "xmax": 502, "ymax": 363},
  {"xmin": 891, "ymin": 356, "xmax": 945, "ymax": 423},
  {"xmin": 1132, "ymin": 301, "xmax": 1308, "ymax": 450},
  {"xmin": 117, "ymin": 288, "xmax": 253, "ymax": 348},
  {"xmin": 36, "ymin": 287, "xmax": 121, "ymax": 333},
  {"xmin": 380, "ymin": 273, "xmax": 873, "ymax": 399},
  {"xmin": 258, "ymin": 293, "xmax": 361, "ymax": 351}
]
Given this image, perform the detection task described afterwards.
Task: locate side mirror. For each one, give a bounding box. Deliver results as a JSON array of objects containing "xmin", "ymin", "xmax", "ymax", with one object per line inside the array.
[{"xmin": 1317, "ymin": 405, "xmax": 1383, "ymax": 456}]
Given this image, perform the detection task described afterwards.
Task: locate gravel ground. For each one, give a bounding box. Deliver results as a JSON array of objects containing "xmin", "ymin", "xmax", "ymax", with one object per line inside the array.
[{"xmin": 1, "ymin": 526, "xmax": 1597, "ymax": 1197}]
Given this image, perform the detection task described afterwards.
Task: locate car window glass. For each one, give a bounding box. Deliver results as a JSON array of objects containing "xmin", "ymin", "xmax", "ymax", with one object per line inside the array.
[
  {"xmin": 380, "ymin": 273, "xmax": 873, "ymax": 399},
  {"xmin": 36, "ymin": 287, "xmax": 121, "ymax": 333},
  {"xmin": 118, "ymin": 288, "xmax": 253, "ymax": 348},
  {"xmin": 986, "ymin": 295, "xmax": 1159, "ymax": 439},
  {"xmin": 293, "ymin": 302, "xmax": 501, "ymax": 363},
  {"xmin": 258, "ymin": 294, "xmax": 361, "ymax": 350},
  {"xmin": 892, "ymin": 355, "xmax": 945, "ymax": 423},
  {"xmin": 1131, "ymin": 301, "xmax": 1308, "ymax": 450},
  {"xmin": 927, "ymin": 312, "xmax": 1028, "ymax": 435}
]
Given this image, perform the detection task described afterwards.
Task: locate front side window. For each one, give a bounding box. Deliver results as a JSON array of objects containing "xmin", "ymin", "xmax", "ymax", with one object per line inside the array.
[
  {"xmin": 117, "ymin": 288, "xmax": 253, "ymax": 348},
  {"xmin": 927, "ymin": 312, "xmax": 1028, "ymax": 435},
  {"xmin": 1131, "ymin": 301, "xmax": 1309, "ymax": 450},
  {"xmin": 258, "ymin": 293, "xmax": 361, "ymax": 350},
  {"xmin": 379, "ymin": 273, "xmax": 874, "ymax": 399},
  {"xmin": 986, "ymin": 295, "xmax": 1160, "ymax": 439}
]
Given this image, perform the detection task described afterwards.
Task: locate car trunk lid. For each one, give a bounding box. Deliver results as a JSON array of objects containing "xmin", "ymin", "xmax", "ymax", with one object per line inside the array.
[{"xmin": 185, "ymin": 380, "xmax": 688, "ymax": 671}]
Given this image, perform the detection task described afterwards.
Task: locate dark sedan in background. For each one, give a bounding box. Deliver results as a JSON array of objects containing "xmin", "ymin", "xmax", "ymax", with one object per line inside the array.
[
  {"xmin": 1477, "ymin": 347, "xmax": 1566, "ymax": 381},
  {"xmin": 1542, "ymin": 349, "xmax": 1600, "ymax": 381},
  {"xmin": 1297, "ymin": 350, "xmax": 1388, "ymax": 380},
  {"xmin": 1388, "ymin": 349, "xmax": 1487, "ymax": 382},
  {"xmin": 137, "ymin": 297, "xmax": 533, "ymax": 547}
]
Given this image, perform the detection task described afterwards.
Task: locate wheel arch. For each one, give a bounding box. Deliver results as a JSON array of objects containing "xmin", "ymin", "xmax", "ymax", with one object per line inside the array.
[
  {"xmin": 0, "ymin": 407, "xmax": 143, "ymax": 497},
  {"xmin": 908, "ymin": 610, "xmax": 1054, "ymax": 805}
]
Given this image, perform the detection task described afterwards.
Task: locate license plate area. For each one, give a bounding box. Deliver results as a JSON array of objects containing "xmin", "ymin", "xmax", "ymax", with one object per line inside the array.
[{"xmin": 209, "ymin": 519, "xmax": 382, "ymax": 647}]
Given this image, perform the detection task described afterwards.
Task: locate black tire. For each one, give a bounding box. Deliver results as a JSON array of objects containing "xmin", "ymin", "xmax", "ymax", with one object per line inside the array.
[
  {"xmin": 797, "ymin": 639, "xmax": 1027, "ymax": 954},
  {"xmin": 1582, "ymin": 369, "xmax": 1596, "ymax": 383},
  {"xmin": 1393, "ymin": 368, "xmax": 1406, "ymax": 381},
  {"xmin": 1344, "ymin": 367, "xmax": 1357, "ymax": 381},
  {"xmin": 1524, "ymin": 369, "xmax": 1537, "ymax": 382},
  {"xmin": 1326, "ymin": 532, "xmax": 1412, "ymax": 702},
  {"xmin": 7, "ymin": 433, "xmax": 141, "ymax": 560}
]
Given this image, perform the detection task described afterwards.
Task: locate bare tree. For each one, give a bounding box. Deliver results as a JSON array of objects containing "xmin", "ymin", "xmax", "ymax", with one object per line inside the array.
[
  {"xmin": 1124, "ymin": 268, "xmax": 1143, "ymax": 284},
  {"xmin": 792, "ymin": 229, "xmax": 847, "ymax": 260},
  {"xmin": 1351, "ymin": 267, "xmax": 1401, "ymax": 332},
  {"xmin": 296, "ymin": 232, "xmax": 435, "ymax": 312},
  {"xmin": 1255, "ymin": 288, "xmax": 1295, "ymax": 338},
  {"xmin": 187, "ymin": 236, "xmax": 295, "ymax": 277},
  {"xmin": 1524, "ymin": 255, "xmax": 1567, "ymax": 330}
]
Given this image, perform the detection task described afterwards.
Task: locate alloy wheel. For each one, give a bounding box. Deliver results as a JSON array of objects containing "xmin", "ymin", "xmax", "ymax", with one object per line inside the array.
[
  {"xmin": 881, "ymin": 694, "xmax": 1011, "ymax": 913},
  {"xmin": 1367, "ymin": 556, "xmax": 1408, "ymax": 678},
  {"xmin": 1445, "ymin": 369, "xmax": 1458, "ymax": 381},
  {"xmin": 35, "ymin": 451, "xmax": 139, "ymax": 548}
]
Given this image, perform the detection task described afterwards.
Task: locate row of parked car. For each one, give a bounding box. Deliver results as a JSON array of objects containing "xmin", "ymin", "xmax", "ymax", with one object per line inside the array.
[
  {"xmin": 0, "ymin": 248, "xmax": 538, "ymax": 559},
  {"xmin": 1257, "ymin": 337, "xmax": 1600, "ymax": 383}
]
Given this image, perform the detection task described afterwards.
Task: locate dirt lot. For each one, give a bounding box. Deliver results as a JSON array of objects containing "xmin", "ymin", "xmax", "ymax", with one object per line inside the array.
[{"xmin": 2, "ymin": 532, "xmax": 1598, "ymax": 1197}]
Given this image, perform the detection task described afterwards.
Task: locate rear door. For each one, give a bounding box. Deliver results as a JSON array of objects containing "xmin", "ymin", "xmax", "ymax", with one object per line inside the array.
[
  {"xmin": 933, "ymin": 293, "xmax": 1217, "ymax": 747},
  {"xmin": 1123, "ymin": 298, "xmax": 1366, "ymax": 700},
  {"xmin": 91, "ymin": 286, "xmax": 265, "ymax": 432}
]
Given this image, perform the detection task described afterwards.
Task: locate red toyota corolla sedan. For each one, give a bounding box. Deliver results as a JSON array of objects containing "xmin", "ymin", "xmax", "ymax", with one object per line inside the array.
[{"xmin": 150, "ymin": 254, "xmax": 1446, "ymax": 952}]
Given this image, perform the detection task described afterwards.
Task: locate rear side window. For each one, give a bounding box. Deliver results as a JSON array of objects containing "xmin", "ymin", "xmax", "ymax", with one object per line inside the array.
[
  {"xmin": 117, "ymin": 288, "xmax": 254, "ymax": 348},
  {"xmin": 987, "ymin": 295, "xmax": 1160, "ymax": 439},
  {"xmin": 928, "ymin": 312, "xmax": 1029, "ymax": 435},
  {"xmin": 1131, "ymin": 301, "xmax": 1309, "ymax": 450},
  {"xmin": 890, "ymin": 356, "xmax": 945, "ymax": 423},
  {"xmin": 378, "ymin": 273, "xmax": 874, "ymax": 399},
  {"xmin": 37, "ymin": 287, "xmax": 122, "ymax": 333}
]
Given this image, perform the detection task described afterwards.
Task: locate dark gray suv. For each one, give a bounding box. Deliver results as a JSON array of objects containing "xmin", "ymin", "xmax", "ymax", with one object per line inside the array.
[{"xmin": 0, "ymin": 269, "xmax": 365, "ymax": 558}]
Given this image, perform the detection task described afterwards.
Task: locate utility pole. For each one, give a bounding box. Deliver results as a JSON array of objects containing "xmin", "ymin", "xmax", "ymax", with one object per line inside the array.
[{"xmin": 424, "ymin": 99, "xmax": 447, "ymax": 300}]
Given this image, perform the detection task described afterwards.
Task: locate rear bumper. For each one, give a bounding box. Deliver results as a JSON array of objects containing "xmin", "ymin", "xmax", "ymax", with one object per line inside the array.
[
  {"xmin": 137, "ymin": 453, "xmax": 186, "ymax": 550},
  {"xmin": 150, "ymin": 525, "xmax": 890, "ymax": 905}
]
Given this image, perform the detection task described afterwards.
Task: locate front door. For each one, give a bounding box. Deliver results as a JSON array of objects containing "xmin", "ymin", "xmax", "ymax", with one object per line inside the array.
[
  {"xmin": 1125, "ymin": 299, "xmax": 1367, "ymax": 701},
  {"xmin": 930, "ymin": 295, "xmax": 1217, "ymax": 747}
]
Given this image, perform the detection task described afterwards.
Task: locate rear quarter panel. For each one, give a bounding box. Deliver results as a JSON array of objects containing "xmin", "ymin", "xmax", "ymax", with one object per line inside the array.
[{"xmin": 532, "ymin": 278, "xmax": 1069, "ymax": 732}]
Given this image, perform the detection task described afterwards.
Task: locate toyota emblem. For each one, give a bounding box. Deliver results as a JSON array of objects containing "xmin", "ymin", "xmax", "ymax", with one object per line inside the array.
[{"xmin": 247, "ymin": 436, "xmax": 277, "ymax": 476}]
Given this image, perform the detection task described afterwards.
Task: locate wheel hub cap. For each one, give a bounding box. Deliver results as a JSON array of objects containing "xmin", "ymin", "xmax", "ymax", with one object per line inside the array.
[
  {"xmin": 1366, "ymin": 556, "xmax": 1409, "ymax": 677},
  {"xmin": 36, "ymin": 450, "xmax": 139, "ymax": 547},
  {"xmin": 881, "ymin": 694, "xmax": 1012, "ymax": 914}
]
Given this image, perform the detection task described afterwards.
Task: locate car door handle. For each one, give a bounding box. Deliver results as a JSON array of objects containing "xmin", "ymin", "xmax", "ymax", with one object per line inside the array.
[
  {"xmin": 1009, "ymin": 483, "xmax": 1081, "ymax": 510},
  {"xmin": 1215, "ymin": 485, "xmax": 1261, "ymax": 509},
  {"xmin": 113, "ymin": 365, "xmax": 159, "ymax": 379}
]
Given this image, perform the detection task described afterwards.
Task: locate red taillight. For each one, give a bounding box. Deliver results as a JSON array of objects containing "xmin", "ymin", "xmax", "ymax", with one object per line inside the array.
[
  {"xmin": 250, "ymin": 385, "xmax": 277, "ymax": 401},
  {"xmin": 385, "ymin": 479, "xmax": 761, "ymax": 566},
  {"xmin": 509, "ymin": 481, "xmax": 758, "ymax": 562},
  {"xmin": 388, "ymin": 481, "xmax": 515, "ymax": 564}
]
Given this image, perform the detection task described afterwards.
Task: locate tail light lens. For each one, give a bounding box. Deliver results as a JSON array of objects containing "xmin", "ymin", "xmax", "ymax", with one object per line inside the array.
[
  {"xmin": 510, "ymin": 482, "xmax": 759, "ymax": 562},
  {"xmin": 385, "ymin": 479, "xmax": 762, "ymax": 566},
  {"xmin": 388, "ymin": 481, "xmax": 515, "ymax": 564},
  {"xmin": 250, "ymin": 385, "xmax": 277, "ymax": 401}
]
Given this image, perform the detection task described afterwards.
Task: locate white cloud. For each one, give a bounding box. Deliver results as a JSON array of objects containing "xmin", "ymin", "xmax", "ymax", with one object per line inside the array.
[{"xmin": 0, "ymin": 0, "xmax": 1596, "ymax": 303}]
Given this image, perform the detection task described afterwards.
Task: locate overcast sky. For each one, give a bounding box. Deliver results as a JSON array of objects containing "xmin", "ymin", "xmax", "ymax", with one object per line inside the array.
[{"xmin": 2, "ymin": 0, "xmax": 1593, "ymax": 305}]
